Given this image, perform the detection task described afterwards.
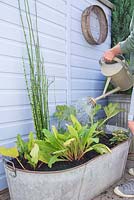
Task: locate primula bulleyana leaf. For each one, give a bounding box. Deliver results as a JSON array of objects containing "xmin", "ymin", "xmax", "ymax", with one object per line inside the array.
[
  {"xmin": 92, "ymin": 144, "xmax": 111, "ymax": 155},
  {"xmin": 53, "ymin": 149, "xmax": 67, "ymax": 155},
  {"xmin": 52, "ymin": 126, "xmax": 58, "ymax": 139},
  {"xmin": 104, "ymin": 103, "xmax": 124, "ymax": 119},
  {"xmin": 36, "ymin": 140, "xmax": 57, "ymax": 153},
  {"xmin": 48, "ymin": 155, "xmax": 64, "ymax": 168},
  {"xmin": 63, "ymin": 138, "xmax": 76, "ymax": 147},
  {"xmin": 91, "ymin": 104, "xmax": 102, "ymax": 118},
  {"xmin": 53, "ymin": 105, "xmax": 76, "ymax": 122},
  {"xmin": 42, "ymin": 129, "xmax": 52, "ymax": 139},
  {"xmin": 30, "ymin": 143, "xmax": 39, "ymax": 164},
  {"xmin": 70, "ymin": 115, "xmax": 82, "ymax": 131},
  {"xmin": 0, "ymin": 147, "xmax": 19, "ymax": 158},
  {"xmin": 28, "ymin": 132, "xmax": 35, "ymax": 151},
  {"xmin": 88, "ymin": 122, "xmax": 98, "ymax": 137},
  {"xmin": 87, "ymin": 137, "xmax": 99, "ymax": 146},
  {"xmin": 56, "ymin": 132, "xmax": 69, "ymax": 141},
  {"xmin": 67, "ymin": 125, "xmax": 79, "ymax": 140},
  {"xmin": 39, "ymin": 151, "xmax": 50, "ymax": 163},
  {"xmin": 42, "ymin": 130, "xmax": 63, "ymax": 149},
  {"xmin": 16, "ymin": 134, "xmax": 27, "ymax": 155},
  {"xmin": 82, "ymin": 123, "xmax": 98, "ymax": 147}
]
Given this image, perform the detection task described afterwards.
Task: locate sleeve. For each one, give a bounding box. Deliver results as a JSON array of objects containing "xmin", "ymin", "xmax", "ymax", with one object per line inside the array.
[
  {"xmin": 119, "ymin": 30, "xmax": 134, "ymax": 54},
  {"xmin": 128, "ymin": 87, "xmax": 134, "ymax": 121}
]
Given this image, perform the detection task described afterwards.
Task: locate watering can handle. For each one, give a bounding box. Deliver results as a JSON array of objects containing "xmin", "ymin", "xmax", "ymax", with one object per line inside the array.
[
  {"xmin": 113, "ymin": 56, "xmax": 124, "ymax": 64},
  {"xmin": 99, "ymin": 55, "xmax": 125, "ymax": 66}
]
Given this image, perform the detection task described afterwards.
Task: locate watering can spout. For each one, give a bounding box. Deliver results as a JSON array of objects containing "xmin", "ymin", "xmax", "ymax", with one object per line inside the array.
[
  {"xmin": 89, "ymin": 55, "xmax": 133, "ymax": 106},
  {"xmin": 89, "ymin": 86, "xmax": 121, "ymax": 106}
]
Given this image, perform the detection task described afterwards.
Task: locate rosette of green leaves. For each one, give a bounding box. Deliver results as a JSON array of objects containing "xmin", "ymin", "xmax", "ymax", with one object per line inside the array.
[
  {"xmin": 36, "ymin": 115, "xmax": 111, "ymax": 168},
  {"xmin": 110, "ymin": 130, "xmax": 129, "ymax": 144},
  {"xmin": 0, "ymin": 132, "xmax": 40, "ymax": 169}
]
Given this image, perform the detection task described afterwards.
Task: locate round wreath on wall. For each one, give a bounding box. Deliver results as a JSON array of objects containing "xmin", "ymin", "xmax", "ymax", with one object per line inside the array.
[{"xmin": 81, "ymin": 5, "xmax": 108, "ymax": 45}]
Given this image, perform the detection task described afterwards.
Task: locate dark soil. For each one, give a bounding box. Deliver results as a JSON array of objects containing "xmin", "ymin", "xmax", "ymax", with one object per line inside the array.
[{"xmin": 8, "ymin": 135, "xmax": 122, "ymax": 172}]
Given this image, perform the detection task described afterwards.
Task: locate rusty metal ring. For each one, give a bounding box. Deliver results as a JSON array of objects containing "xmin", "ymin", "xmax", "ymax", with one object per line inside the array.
[{"xmin": 81, "ymin": 5, "xmax": 108, "ymax": 45}]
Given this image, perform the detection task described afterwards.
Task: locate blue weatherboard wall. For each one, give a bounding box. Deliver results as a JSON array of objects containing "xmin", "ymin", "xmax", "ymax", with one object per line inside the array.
[{"xmin": 0, "ymin": 0, "xmax": 112, "ymax": 190}]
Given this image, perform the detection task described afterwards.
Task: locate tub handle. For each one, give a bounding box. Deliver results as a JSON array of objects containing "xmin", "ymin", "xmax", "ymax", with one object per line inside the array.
[{"xmin": 4, "ymin": 158, "xmax": 16, "ymax": 178}]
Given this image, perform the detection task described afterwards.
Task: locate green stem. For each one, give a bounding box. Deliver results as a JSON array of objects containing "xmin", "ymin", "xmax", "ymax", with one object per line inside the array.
[{"xmin": 16, "ymin": 158, "xmax": 25, "ymax": 170}]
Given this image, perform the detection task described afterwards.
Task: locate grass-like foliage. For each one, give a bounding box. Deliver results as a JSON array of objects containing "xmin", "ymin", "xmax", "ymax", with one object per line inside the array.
[{"xmin": 18, "ymin": 0, "xmax": 49, "ymax": 139}]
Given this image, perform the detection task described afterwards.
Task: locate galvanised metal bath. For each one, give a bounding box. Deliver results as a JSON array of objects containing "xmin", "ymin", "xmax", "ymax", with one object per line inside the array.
[{"xmin": 4, "ymin": 126, "xmax": 131, "ymax": 200}]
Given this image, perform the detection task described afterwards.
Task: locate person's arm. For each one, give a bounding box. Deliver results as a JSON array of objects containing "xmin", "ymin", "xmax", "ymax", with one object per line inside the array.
[
  {"xmin": 128, "ymin": 121, "xmax": 134, "ymax": 134},
  {"xmin": 103, "ymin": 43, "xmax": 123, "ymax": 62},
  {"xmin": 128, "ymin": 87, "xmax": 134, "ymax": 134},
  {"xmin": 103, "ymin": 27, "xmax": 134, "ymax": 62}
]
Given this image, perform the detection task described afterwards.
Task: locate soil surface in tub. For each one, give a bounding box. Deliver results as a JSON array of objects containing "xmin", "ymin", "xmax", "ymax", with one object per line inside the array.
[{"xmin": 8, "ymin": 135, "xmax": 125, "ymax": 172}]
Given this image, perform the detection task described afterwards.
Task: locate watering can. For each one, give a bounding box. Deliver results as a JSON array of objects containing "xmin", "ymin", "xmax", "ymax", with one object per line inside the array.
[{"xmin": 89, "ymin": 55, "xmax": 134, "ymax": 105}]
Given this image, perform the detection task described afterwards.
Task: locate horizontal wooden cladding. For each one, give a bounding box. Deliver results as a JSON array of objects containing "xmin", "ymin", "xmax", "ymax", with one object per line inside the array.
[
  {"xmin": 0, "ymin": 104, "xmax": 66, "ymax": 124},
  {"xmin": 0, "ymin": 55, "xmax": 66, "ymax": 77},
  {"xmin": 2, "ymin": 0, "xmax": 66, "ymax": 14},
  {"xmin": 0, "ymin": 39, "xmax": 66, "ymax": 65},
  {"xmin": 71, "ymin": 67, "xmax": 105, "ymax": 80},
  {"xmin": 0, "ymin": 120, "xmax": 34, "ymax": 141},
  {"xmin": 72, "ymin": 79, "xmax": 105, "ymax": 90},
  {"xmin": 71, "ymin": 29, "xmax": 111, "ymax": 49},
  {"xmin": 0, "ymin": 21, "xmax": 66, "ymax": 53},
  {"xmin": 0, "ymin": 104, "xmax": 61, "ymax": 125},
  {"xmin": 71, "ymin": 5, "xmax": 111, "ymax": 26},
  {"xmin": 71, "ymin": 12, "xmax": 111, "ymax": 31},
  {"xmin": 71, "ymin": 43, "xmax": 103, "ymax": 60},
  {"xmin": 4, "ymin": 0, "xmax": 66, "ymax": 15},
  {"xmin": 0, "ymin": 90, "xmax": 66, "ymax": 106},
  {"xmin": 0, "ymin": 75, "xmax": 67, "ymax": 90},
  {"xmin": 0, "ymin": 106, "xmax": 32, "ymax": 124},
  {"xmin": 71, "ymin": 0, "xmax": 111, "ymax": 16},
  {"xmin": 0, "ymin": 8, "xmax": 65, "ymax": 40},
  {"xmin": 0, "ymin": 91, "xmax": 29, "ymax": 106},
  {"xmin": 71, "ymin": 90, "xmax": 104, "ymax": 101},
  {"xmin": 0, "ymin": 1, "xmax": 66, "ymax": 27},
  {"xmin": 36, "ymin": 0, "xmax": 66, "ymax": 14},
  {"xmin": 71, "ymin": 55, "xmax": 101, "ymax": 70}
]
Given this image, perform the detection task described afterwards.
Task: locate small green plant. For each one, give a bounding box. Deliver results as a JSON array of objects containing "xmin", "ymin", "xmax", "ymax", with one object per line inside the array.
[
  {"xmin": 110, "ymin": 130, "xmax": 129, "ymax": 144},
  {"xmin": 53, "ymin": 105, "xmax": 77, "ymax": 131},
  {"xmin": 37, "ymin": 115, "xmax": 111, "ymax": 167},
  {"xmin": 16, "ymin": 133, "xmax": 40, "ymax": 169},
  {"xmin": 0, "ymin": 132, "xmax": 40, "ymax": 169},
  {"xmin": 98, "ymin": 103, "xmax": 124, "ymax": 128},
  {"xmin": 89, "ymin": 103, "xmax": 124, "ymax": 131}
]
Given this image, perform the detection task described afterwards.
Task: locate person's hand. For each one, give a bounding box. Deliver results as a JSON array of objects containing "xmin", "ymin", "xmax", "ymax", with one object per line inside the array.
[
  {"xmin": 128, "ymin": 121, "xmax": 134, "ymax": 135},
  {"xmin": 103, "ymin": 49, "xmax": 115, "ymax": 62}
]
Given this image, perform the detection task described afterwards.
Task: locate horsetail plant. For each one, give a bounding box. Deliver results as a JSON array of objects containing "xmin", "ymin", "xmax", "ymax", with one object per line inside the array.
[{"xmin": 18, "ymin": 0, "xmax": 49, "ymax": 139}]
